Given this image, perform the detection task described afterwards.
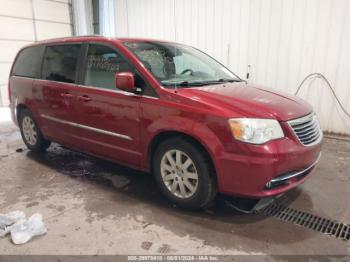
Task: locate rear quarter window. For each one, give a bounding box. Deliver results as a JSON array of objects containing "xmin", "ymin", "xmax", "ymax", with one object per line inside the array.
[
  {"xmin": 12, "ymin": 45, "xmax": 45, "ymax": 78},
  {"xmin": 42, "ymin": 44, "xmax": 80, "ymax": 84}
]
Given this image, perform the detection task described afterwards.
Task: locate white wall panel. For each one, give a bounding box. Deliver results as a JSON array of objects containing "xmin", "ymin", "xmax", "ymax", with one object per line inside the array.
[
  {"xmin": 34, "ymin": 0, "xmax": 71, "ymax": 23},
  {"xmin": 0, "ymin": 40, "xmax": 32, "ymax": 62},
  {"xmin": 115, "ymin": 0, "xmax": 129, "ymax": 36},
  {"xmin": 126, "ymin": 0, "xmax": 175, "ymax": 40},
  {"xmin": 36, "ymin": 21, "xmax": 71, "ymax": 40},
  {"xmin": 0, "ymin": 0, "xmax": 33, "ymax": 18},
  {"xmin": 115, "ymin": 0, "xmax": 350, "ymax": 135},
  {"xmin": 0, "ymin": 17, "xmax": 35, "ymax": 41},
  {"xmin": 0, "ymin": 85, "xmax": 9, "ymax": 107},
  {"xmin": 100, "ymin": 0, "xmax": 116, "ymax": 36},
  {"xmin": 72, "ymin": 0, "xmax": 93, "ymax": 35},
  {"xmin": 0, "ymin": 63, "xmax": 11, "ymax": 106},
  {"xmin": 0, "ymin": 63, "xmax": 12, "ymax": 86}
]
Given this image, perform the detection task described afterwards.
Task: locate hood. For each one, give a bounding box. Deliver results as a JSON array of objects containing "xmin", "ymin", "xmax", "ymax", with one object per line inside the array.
[{"xmin": 178, "ymin": 82, "xmax": 312, "ymax": 121}]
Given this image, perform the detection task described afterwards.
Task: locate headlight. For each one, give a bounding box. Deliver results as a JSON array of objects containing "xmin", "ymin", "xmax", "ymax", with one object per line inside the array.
[{"xmin": 228, "ymin": 118, "xmax": 284, "ymax": 144}]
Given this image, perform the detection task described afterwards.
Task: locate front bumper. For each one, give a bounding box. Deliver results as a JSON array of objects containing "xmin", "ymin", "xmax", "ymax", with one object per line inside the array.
[
  {"xmin": 265, "ymin": 153, "xmax": 321, "ymax": 190},
  {"xmin": 216, "ymin": 135, "xmax": 322, "ymax": 198}
]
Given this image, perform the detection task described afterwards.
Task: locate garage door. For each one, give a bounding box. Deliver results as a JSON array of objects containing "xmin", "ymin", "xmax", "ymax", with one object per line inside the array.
[{"xmin": 0, "ymin": 0, "xmax": 73, "ymax": 107}]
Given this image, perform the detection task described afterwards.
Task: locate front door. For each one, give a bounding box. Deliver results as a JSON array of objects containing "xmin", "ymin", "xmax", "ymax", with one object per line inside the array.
[{"xmin": 74, "ymin": 43, "xmax": 142, "ymax": 167}]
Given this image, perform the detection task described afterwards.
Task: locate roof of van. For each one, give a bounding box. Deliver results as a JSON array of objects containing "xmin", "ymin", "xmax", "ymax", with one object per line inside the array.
[{"xmin": 26, "ymin": 35, "xmax": 173, "ymax": 46}]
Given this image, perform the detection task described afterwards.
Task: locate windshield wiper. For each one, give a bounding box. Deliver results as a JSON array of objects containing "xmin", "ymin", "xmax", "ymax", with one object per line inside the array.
[
  {"xmin": 161, "ymin": 81, "xmax": 189, "ymax": 87},
  {"xmin": 161, "ymin": 81, "xmax": 207, "ymax": 87},
  {"xmin": 186, "ymin": 79, "xmax": 243, "ymax": 86},
  {"xmin": 161, "ymin": 78, "xmax": 243, "ymax": 87},
  {"xmin": 180, "ymin": 79, "xmax": 233, "ymax": 86},
  {"xmin": 217, "ymin": 78, "xmax": 243, "ymax": 83}
]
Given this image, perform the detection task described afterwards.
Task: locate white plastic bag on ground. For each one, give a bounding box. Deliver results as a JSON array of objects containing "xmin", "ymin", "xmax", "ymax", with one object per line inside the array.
[
  {"xmin": 0, "ymin": 211, "xmax": 25, "ymax": 237},
  {"xmin": 10, "ymin": 213, "xmax": 47, "ymax": 245}
]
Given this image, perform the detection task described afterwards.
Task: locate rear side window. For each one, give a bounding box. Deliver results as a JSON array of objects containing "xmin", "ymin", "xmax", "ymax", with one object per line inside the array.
[
  {"xmin": 12, "ymin": 46, "xmax": 44, "ymax": 78},
  {"xmin": 43, "ymin": 45, "xmax": 80, "ymax": 83}
]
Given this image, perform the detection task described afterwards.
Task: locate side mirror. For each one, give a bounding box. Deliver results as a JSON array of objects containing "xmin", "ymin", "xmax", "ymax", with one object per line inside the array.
[{"xmin": 115, "ymin": 72, "xmax": 136, "ymax": 92}]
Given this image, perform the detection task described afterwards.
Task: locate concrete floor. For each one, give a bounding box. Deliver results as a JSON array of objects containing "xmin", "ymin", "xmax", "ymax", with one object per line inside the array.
[{"xmin": 0, "ymin": 118, "xmax": 349, "ymax": 255}]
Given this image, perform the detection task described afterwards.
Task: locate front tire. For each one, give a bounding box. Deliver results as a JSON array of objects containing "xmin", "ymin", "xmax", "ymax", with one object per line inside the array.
[
  {"xmin": 153, "ymin": 137, "xmax": 217, "ymax": 209},
  {"xmin": 19, "ymin": 109, "xmax": 51, "ymax": 152}
]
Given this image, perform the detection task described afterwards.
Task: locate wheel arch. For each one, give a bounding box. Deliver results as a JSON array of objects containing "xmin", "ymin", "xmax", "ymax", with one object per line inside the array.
[
  {"xmin": 148, "ymin": 130, "xmax": 219, "ymax": 181},
  {"xmin": 16, "ymin": 104, "xmax": 28, "ymax": 122}
]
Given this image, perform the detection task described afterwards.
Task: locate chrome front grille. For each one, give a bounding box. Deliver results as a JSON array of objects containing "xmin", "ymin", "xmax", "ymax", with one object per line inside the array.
[{"xmin": 288, "ymin": 113, "xmax": 322, "ymax": 146}]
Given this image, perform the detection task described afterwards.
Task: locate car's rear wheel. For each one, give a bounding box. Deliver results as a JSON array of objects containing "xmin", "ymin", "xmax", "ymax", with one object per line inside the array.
[
  {"xmin": 19, "ymin": 109, "xmax": 51, "ymax": 152},
  {"xmin": 153, "ymin": 137, "xmax": 217, "ymax": 209}
]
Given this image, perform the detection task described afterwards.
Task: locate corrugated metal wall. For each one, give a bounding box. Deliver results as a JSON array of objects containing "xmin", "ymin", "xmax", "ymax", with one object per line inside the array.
[{"xmin": 115, "ymin": 0, "xmax": 350, "ymax": 135}]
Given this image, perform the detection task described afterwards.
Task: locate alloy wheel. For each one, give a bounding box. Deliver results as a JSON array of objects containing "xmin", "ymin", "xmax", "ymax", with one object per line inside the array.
[
  {"xmin": 22, "ymin": 116, "xmax": 37, "ymax": 146},
  {"xmin": 160, "ymin": 149, "xmax": 199, "ymax": 199}
]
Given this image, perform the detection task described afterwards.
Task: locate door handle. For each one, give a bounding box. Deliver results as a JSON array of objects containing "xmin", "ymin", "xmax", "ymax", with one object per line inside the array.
[
  {"xmin": 60, "ymin": 93, "xmax": 73, "ymax": 98},
  {"xmin": 77, "ymin": 95, "xmax": 92, "ymax": 102}
]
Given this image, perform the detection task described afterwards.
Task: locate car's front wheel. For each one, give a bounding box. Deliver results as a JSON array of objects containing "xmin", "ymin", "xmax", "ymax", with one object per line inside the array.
[
  {"xmin": 19, "ymin": 109, "xmax": 51, "ymax": 152},
  {"xmin": 153, "ymin": 137, "xmax": 217, "ymax": 209}
]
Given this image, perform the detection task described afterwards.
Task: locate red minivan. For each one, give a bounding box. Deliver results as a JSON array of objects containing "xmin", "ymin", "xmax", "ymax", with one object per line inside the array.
[{"xmin": 9, "ymin": 36, "xmax": 322, "ymax": 209}]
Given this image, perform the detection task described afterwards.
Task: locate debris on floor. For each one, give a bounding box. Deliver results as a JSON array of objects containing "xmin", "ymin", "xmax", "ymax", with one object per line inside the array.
[
  {"xmin": 0, "ymin": 211, "xmax": 47, "ymax": 244},
  {"xmin": 0, "ymin": 211, "xmax": 25, "ymax": 237}
]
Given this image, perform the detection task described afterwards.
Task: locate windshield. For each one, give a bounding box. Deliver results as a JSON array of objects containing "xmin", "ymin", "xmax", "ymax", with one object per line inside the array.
[{"xmin": 123, "ymin": 41, "xmax": 242, "ymax": 87}]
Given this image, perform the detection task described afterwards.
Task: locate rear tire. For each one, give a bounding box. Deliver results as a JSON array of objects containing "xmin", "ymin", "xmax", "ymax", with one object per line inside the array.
[
  {"xmin": 152, "ymin": 137, "xmax": 217, "ymax": 209},
  {"xmin": 19, "ymin": 109, "xmax": 51, "ymax": 152}
]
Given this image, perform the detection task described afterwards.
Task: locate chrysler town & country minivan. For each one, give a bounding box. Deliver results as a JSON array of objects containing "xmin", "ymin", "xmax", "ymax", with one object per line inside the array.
[{"xmin": 9, "ymin": 36, "xmax": 322, "ymax": 209}]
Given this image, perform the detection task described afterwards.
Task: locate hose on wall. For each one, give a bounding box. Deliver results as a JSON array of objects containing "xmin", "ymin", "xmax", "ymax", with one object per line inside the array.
[
  {"xmin": 295, "ymin": 73, "xmax": 350, "ymax": 140},
  {"xmin": 295, "ymin": 73, "xmax": 350, "ymax": 118}
]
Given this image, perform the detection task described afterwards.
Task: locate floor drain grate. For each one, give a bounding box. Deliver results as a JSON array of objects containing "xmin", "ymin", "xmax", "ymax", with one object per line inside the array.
[{"xmin": 259, "ymin": 204, "xmax": 350, "ymax": 241}]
